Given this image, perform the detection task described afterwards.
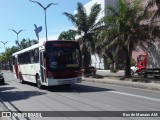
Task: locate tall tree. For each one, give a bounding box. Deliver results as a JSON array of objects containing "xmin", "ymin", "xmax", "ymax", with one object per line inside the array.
[
  {"xmin": 58, "ymin": 29, "xmax": 78, "ymax": 40},
  {"xmin": 63, "ymin": 2, "xmax": 101, "ymax": 74},
  {"xmin": 15, "ymin": 38, "xmax": 38, "ymax": 50},
  {"xmin": 96, "ymin": 0, "xmax": 150, "ymax": 77},
  {"xmin": 0, "ymin": 38, "xmax": 38, "ymax": 70},
  {"xmin": 144, "ymin": 0, "xmax": 160, "ymax": 37}
]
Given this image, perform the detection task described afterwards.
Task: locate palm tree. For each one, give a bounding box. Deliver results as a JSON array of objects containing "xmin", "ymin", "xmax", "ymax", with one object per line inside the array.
[
  {"xmin": 144, "ymin": 0, "xmax": 160, "ymax": 37},
  {"xmin": 15, "ymin": 38, "xmax": 38, "ymax": 50},
  {"xmin": 58, "ymin": 29, "xmax": 78, "ymax": 40},
  {"xmin": 19, "ymin": 39, "xmax": 27, "ymax": 50},
  {"xmin": 15, "ymin": 40, "xmax": 20, "ymax": 50},
  {"xmin": 96, "ymin": 0, "xmax": 149, "ymax": 77},
  {"xmin": 58, "ymin": 31, "xmax": 69, "ymax": 40},
  {"xmin": 26, "ymin": 38, "xmax": 38, "ymax": 46},
  {"xmin": 63, "ymin": 2, "xmax": 102, "ymax": 74}
]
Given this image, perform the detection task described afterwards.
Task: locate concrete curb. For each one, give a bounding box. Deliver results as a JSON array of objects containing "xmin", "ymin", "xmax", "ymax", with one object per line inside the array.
[
  {"xmin": 82, "ymin": 77, "xmax": 160, "ymax": 91},
  {"xmin": 97, "ymin": 70, "xmax": 124, "ymax": 72}
]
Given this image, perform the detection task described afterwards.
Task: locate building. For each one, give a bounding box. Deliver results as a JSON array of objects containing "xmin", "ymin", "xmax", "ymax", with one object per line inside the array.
[
  {"xmin": 78, "ymin": 0, "xmax": 156, "ymax": 69},
  {"xmin": 83, "ymin": 0, "xmax": 117, "ymax": 69},
  {"xmin": 84, "ymin": 0, "xmax": 117, "ymax": 21}
]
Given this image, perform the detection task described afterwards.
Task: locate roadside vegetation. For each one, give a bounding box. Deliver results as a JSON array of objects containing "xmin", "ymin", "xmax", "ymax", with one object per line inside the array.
[{"xmin": 0, "ymin": 39, "xmax": 38, "ymax": 70}]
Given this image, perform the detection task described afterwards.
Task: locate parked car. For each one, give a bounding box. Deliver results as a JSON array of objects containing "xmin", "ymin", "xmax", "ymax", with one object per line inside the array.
[
  {"xmin": 89, "ymin": 66, "xmax": 97, "ymax": 75},
  {"xmin": 81, "ymin": 66, "xmax": 97, "ymax": 75},
  {"xmin": 0, "ymin": 73, "xmax": 5, "ymax": 85},
  {"xmin": 130, "ymin": 65, "xmax": 137, "ymax": 75}
]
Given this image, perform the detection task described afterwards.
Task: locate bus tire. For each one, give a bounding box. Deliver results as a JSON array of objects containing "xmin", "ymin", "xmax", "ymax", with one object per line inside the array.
[
  {"xmin": 19, "ymin": 73, "xmax": 25, "ymax": 84},
  {"xmin": 36, "ymin": 75, "xmax": 43, "ymax": 89}
]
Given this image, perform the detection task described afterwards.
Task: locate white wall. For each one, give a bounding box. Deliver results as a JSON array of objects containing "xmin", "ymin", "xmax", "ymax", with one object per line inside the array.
[
  {"xmin": 84, "ymin": 0, "xmax": 117, "ymax": 69},
  {"xmin": 84, "ymin": 0, "xmax": 117, "ymax": 22},
  {"xmin": 91, "ymin": 54, "xmax": 104, "ymax": 69}
]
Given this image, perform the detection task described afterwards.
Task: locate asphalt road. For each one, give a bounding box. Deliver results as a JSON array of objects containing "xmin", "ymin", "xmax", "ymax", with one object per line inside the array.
[{"xmin": 0, "ymin": 71, "xmax": 160, "ymax": 120}]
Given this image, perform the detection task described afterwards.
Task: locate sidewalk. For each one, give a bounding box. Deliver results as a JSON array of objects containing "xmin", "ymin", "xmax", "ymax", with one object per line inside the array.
[{"xmin": 82, "ymin": 74, "xmax": 160, "ymax": 91}]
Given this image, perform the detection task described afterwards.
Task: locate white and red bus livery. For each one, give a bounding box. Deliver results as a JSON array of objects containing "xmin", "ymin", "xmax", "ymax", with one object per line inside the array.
[{"xmin": 12, "ymin": 40, "xmax": 82, "ymax": 88}]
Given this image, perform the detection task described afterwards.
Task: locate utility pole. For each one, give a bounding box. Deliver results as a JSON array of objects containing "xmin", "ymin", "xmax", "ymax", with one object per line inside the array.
[{"xmin": 29, "ymin": 0, "xmax": 58, "ymax": 41}]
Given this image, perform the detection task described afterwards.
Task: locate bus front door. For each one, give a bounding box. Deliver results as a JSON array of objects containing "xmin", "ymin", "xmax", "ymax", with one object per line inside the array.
[{"xmin": 40, "ymin": 51, "xmax": 46, "ymax": 83}]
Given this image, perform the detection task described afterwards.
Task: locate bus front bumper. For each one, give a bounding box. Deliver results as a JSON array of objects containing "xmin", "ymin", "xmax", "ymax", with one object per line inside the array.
[{"xmin": 45, "ymin": 77, "xmax": 82, "ymax": 86}]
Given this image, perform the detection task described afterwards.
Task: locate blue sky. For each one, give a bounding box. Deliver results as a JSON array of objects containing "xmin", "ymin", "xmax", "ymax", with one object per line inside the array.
[{"xmin": 0, "ymin": 0, "xmax": 90, "ymax": 52}]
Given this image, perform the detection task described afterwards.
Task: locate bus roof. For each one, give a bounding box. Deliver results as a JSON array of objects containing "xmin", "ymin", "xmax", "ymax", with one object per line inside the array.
[
  {"xmin": 12, "ymin": 40, "xmax": 79, "ymax": 56},
  {"xmin": 12, "ymin": 42, "xmax": 44, "ymax": 56}
]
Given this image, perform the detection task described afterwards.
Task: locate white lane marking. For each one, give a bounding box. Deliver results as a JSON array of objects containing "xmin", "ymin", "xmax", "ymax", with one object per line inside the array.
[
  {"xmin": 106, "ymin": 83, "xmax": 160, "ymax": 93},
  {"xmin": 58, "ymin": 94, "xmax": 78, "ymax": 101},
  {"xmin": 109, "ymin": 91, "xmax": 160, "ymax": 102},
  {"xmin": 84, "ymin": 81, "xmax": 160, "ymax": 93},
  {"xmin": 106, "ymin": 105, "xmax": 110, "ymax": 107}
]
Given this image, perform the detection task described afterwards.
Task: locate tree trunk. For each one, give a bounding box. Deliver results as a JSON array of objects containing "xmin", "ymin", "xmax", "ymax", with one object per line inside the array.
[
  {"xmin": 84, "ymin": 50, "xmax": 91, "ymax": 75},
  {"xmin": 124, "ymin": 49, "xmax": 131, "ymax": 77},
  {"xmin": 80, "ymin": 42, "xmax": 91, "ymax": 75}
]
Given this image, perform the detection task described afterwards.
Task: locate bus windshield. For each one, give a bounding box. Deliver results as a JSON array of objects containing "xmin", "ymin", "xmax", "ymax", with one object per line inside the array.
[{"xmin": 47, "ymin": 48, "xmax": 80, "ymax": 71}]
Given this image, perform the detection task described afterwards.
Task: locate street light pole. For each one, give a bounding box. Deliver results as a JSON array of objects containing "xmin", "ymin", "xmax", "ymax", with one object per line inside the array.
[
  {"xmin": 29, "ymin": 0, "xmax": 58, "ymax": 41},
  {"xmin": 8, "ymin": 29, "xmax": 25, "ymax": 43},
  {"xmin": 0, "ymin": 41, "xmax": 9, "ymax": 52},
  {"xmin": 44, "ymin": 10, "xmax": 48, "ymax": 41}
]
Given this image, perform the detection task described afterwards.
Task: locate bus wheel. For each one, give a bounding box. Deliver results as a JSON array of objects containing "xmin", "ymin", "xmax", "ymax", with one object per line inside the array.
[
  {"xmin": 36, "ymin": 75, "xmax": 43, "ymax": 89},
  {"xmin": 19, "ymin": 73, "xmax": 25, "ymax": 84}
]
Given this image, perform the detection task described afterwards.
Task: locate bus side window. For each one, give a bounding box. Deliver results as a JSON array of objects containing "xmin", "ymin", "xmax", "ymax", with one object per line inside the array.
[
  {"xmin": 20, "ymin": 54, "xmax": 23, "ymax": 64},
  {"xmin": 24, "ymin": 52, "xmax": 30, "ymax": 64},
  {"xmin": 18, "ymin": 54, "xmax": 21, "ymax": 64},
  {"xmin": 23, "ymin": 53, "xmax": 26, "ymax": 64},
  {"xmin": 19, "ymin": 54, "xmax": 22, "ymax": 64},
  {"xmin": 21, "ymin": 53, "xmax": 25, "ymax": 64},
  {"xmin": 27, "ymin": 52, "xmax": 30, "ymax": 64},
  {"xmin": 34, "ymin": 48, "xmax": 39, "ymax": 63},
  {"xmin": 30, "ymin": 50, "xmax": 34, "ymax": 64}
]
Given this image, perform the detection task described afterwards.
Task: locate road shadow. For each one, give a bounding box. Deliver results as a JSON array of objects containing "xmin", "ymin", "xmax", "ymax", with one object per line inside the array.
[
  {"xmin": 21, "ymin": 80, "xmax": 114, "ymax": 93},
  {"xmin": 84, "ymin": 74, "xmax": 104, "ymax": 79},
  {"xmin": 21, "ymin": 81, "xmax": 37, "ymax": 88},
  {"xmin": 0, "ymin": 83, "xmax": 9, "ymax": 86},
  {"xmin": 0, "ymin": 88, "xmax": 46, "ymax": 102},
  {"xmin": 0, "ymin": 86, "xmax": 16, "ymax": 92},
  {"xmin": 16, "ymin": 79, "xmax": 115, "ymax": 93},
  {"xmin": 46, "ymin": 83, "xmax": 115, "ymax": 93}
]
